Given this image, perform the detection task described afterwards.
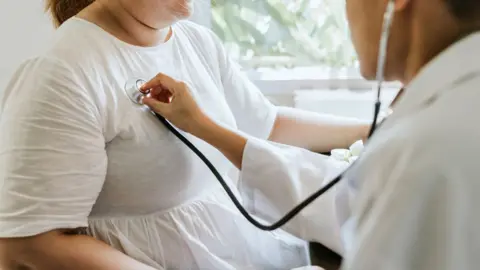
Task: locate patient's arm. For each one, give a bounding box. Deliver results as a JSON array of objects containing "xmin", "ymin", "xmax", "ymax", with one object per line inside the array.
[
  {"xmin": 0, "ymin": 230, "xmax": 159, "ymax": 270},
  {"xmin": 269, "ymin": 107, "xmax": 369, "ymax": 153}
]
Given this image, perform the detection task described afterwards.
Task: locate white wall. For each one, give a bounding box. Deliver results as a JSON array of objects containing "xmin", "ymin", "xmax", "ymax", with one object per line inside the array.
[{"xmin": 0, "ymin": 0, "xmax": 55, "ymax": 89}]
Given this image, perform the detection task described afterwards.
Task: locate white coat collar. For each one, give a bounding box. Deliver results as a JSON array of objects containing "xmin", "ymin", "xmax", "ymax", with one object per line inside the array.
[{"xmin": 391, "ymin": 32, "xmax": 480, "ymax": 117}]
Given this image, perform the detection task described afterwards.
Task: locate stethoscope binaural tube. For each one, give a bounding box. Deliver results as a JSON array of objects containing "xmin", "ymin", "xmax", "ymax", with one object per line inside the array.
[{"xmin": 124, "ymin": 0, "xmax": 397, "ymax": 231}]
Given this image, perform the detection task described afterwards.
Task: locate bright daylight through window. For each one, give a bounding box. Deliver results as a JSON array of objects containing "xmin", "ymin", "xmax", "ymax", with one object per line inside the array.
[
  {"xmin": 208, "ymin": 0, "xmax": 399, "ymax": 119},
  {"xmin": 211, "ymin": 0, "xmax": 359, "ymax": 78}
]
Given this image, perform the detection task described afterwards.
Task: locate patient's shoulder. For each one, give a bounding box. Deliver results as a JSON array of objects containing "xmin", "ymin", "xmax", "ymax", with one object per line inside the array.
[
  {"xmin": 174, "ymin": 20, "xmax": 224, "ymax": 52},
  {"xmin": 175, "ymin": 20, "xmax": 214, "ymax": 38},
  {"xmin": 39, "ymin": 18, "xmax": 122, "ymax": 70}
]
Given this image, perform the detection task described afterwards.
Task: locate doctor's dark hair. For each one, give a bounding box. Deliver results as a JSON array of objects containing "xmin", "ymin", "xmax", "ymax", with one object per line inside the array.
[
  {"xmin": 445, "ymin": 0, "xmax": 480, "ymax": 22},
  {"xmin": 45, "ymin": 0, "xmax": 94, "ymax": 27}
]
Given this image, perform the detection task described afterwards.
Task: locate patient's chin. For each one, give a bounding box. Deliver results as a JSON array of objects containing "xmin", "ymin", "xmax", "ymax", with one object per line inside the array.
[
  {"xmin": 178, "ymin": 9, "xmax": 193, "ymax": 19},
  {"xmin": 173, "ymin": 1, "xmax": 194, "ymax": 19}
]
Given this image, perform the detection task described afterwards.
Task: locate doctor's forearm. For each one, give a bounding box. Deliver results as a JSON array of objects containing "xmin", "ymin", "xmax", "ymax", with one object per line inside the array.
[
  {"xmin": 196, "ymin": 117, "xmax": 247, "ymax": 169},
  {"xmin": 269, "ymin": 107, "xmax": 369, "ymax": 153}
]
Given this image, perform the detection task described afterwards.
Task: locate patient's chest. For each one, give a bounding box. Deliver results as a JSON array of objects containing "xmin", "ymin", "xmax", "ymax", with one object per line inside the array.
[{"xmin": 90, "ymin": 36, "xmax": 237, "ymax": 217}]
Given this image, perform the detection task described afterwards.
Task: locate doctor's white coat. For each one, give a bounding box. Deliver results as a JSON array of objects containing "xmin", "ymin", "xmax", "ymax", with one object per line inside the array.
[{"xmin": 238, "ymin": 32, "xmax": 480, "ymax": 269}]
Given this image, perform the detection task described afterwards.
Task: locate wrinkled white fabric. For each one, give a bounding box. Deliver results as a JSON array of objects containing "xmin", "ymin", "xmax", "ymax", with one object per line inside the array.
[
  {"xmin": 238, "ymin": 32, "xmax": 480, "ymax": 270},
  {"xmin": 238, "ymin": 138, "xmax": 350, "ymax": 255},
  {"xmin": 0, "ymin": 18, "xmax": 308, "ymax": 269},
  {"xmin": 341, "ymin": 31, "xmax": 480, "ymax": 270}
]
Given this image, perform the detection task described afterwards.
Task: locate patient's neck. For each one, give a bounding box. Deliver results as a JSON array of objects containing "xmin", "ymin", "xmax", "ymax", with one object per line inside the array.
[{"xmin": 78, "ymin": 1, "xmax": 172, "ymax": 47}]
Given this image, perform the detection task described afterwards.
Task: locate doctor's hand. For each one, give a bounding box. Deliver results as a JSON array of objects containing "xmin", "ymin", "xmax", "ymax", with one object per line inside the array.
[
  {"xmin": 140, "ymin": 73, "xmax": 210, "ymax": 134},
  {"xmin": 141, "ymin": 73, "xmax": 248, "ymax": 170}
]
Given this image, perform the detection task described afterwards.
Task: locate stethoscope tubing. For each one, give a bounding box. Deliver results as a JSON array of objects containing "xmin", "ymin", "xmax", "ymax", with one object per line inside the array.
[
  {"xmin": 125, "ymin": 0, "xmax": 395, "ymax": 231},
  {"xmin": 151, "ymin": 105, "xmax": 379, "ymax": 231}
]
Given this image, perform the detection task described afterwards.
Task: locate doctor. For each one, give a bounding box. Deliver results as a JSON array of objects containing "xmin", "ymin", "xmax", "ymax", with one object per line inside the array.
[{"xmin": 141, "ymin": 0, "xmax": 480, "ymax": 268}]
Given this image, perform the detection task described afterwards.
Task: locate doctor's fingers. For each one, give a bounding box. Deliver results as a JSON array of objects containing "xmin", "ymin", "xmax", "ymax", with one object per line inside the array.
[
  {"xmin": 142, "ymin": 82, "xmax": 200, "ymax": 117},
  {"xmin": 140, "ymin": 72, "xmax": 181, "ymax": 94},
  {"xmin": 142, "ymin": 96, "xmax": 172, "ymax": 116},
  {"xmin": 148, "ymin": 86, "xmax": 174, "ymax": 104}
]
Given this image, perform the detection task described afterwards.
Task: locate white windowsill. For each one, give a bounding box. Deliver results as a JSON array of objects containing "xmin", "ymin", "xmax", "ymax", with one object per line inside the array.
[
  {"xmin": 245, "ymin": 67, "xmax": 402, "ymax": 94},
  {"xmin": 294, "ymin": 88, "xmax": 399, "ymax": 120}
]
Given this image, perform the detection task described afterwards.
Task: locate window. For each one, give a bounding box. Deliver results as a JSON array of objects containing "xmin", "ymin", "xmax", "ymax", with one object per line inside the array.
[
  {"xmin": 209, "ymin": 0, "xmax": 369, "ymax": 91},
  {"xmin": 208, "ymin": 0, "xmax": 400, "ymax": 90},
  {"xmin": 211, "ymin": 0, "xmax": 356, "ymax": 70},
  {"xmin": 201, "ymin": 0, "xmax": 400, "ymax": 118}
]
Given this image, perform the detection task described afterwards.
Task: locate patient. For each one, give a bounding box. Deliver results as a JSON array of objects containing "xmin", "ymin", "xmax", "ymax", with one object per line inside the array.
[{"xmin": 0, "ymin": 0, "xmax": 367, "ymax": 269}]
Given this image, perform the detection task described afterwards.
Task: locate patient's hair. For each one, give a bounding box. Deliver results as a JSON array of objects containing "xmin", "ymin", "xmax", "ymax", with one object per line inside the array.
[{"xmin": 45, "ymin": 0, "xmax": 94, "ymax": 27}]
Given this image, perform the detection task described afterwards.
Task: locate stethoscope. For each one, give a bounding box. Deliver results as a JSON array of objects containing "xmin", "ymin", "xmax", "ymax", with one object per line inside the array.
[{"xmin": 124, "ymin": 1, "xmax": 396, "ymax": 232}]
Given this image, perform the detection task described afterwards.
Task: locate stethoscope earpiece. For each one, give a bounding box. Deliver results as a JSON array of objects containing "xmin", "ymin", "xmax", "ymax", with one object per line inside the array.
[{"xmin": 125, "ymin": 78, "xmax": 147, "ymax": 105}]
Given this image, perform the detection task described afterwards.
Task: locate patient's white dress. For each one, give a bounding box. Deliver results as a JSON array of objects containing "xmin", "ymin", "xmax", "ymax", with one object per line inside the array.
[{"xmin": 0, "ymin": 18, "xmax": 308, "ymax": 269}]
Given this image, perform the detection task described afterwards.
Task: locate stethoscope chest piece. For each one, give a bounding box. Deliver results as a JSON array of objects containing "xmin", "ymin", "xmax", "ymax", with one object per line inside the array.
[{"xmin": 125, "ymin": 78, "xmax": 147, "ymax": 105}]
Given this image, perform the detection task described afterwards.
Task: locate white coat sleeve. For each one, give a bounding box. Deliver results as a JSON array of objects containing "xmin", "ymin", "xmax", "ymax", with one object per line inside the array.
[
  {"xmin": 342, "ymin": 166, "xmax": 443, "ymax": 270},
  {"xmin": 238, "ymin": 136, "xmax": 352, "ymax": 255},
  {"xmin": 342, "ymin": 135, "xmax": 479, "ymax": 270}
]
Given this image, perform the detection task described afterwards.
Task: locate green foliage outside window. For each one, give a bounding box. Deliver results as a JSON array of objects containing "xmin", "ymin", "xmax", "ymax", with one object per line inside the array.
[{"xmin": 211, "ymin": 0, "xmax": 358, "ymax": 69}]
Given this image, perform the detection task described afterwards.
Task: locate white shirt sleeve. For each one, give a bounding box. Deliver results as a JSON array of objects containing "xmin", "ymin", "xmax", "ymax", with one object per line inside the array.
[
  {"xmin": 212, "ymin": 34, "xmax": 278, "ymax": 140},
  {"xmin": 238, "ymin": 137, "xmax": 351, "ymax": 255},
  {"xmin": 0, "ymin": 58, "xmax": 107, "ymax": 238}
]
